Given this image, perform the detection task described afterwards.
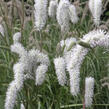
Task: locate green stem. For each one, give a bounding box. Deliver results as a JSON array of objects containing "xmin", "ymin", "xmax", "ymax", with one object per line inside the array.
[
  {"xmin": 67, "ymin": 40, "xmax": 92, "ymax": 52},
  {"xmin": 78, "ymin": 41, "xmax": 92, "ymax": 49},
  {"xmin": 39, "ymin": 31, "xmax": 43, "ymax": 51},
  {"xmin": 0, "ymin": 46, "xmax": 10, "ymax": 50},
  {"xmin": 0, "ymin": 64, "xmax": 12, "ymax": 71},
  {"xmin": 67, "ymin": 42, "xmax": 76, "ymax": 51},
  {"xmin": 60, "ymin": 104, "xmax": 109, "ymax": 108}
]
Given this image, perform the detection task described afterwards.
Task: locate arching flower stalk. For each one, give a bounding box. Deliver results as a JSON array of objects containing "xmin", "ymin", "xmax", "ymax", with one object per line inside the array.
[
  {"xmin": 67, "ymin": 30, "xmax": 109, "ymax": 96},
  {"xmin": 89, "ymin": 0, "xmax": 102, "ymax": 26},
  {"xmin": 56, "ymin": 0, "xmax": 79, "ymax": 33},
  {"xmin": 48, "ymin": 0, "xmax": 58, "ymax": 18},
  {"xmin": 34, "ymin": 0, "xmax": 48, "ymax": 30},
  {"xmin": 85, "ymin": 77, "xmax": 94, "ymax": 107},
  {"xmin": 5, "ymin": 32, "xmax": 50, "ymax": 109}
]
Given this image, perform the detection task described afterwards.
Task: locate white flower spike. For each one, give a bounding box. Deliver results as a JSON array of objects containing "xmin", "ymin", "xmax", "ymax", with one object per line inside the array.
[
  {"xmin": 54, "ymin": 57, "xmax": 66, "ymax": 86},
  {"xmin": 85, "ymin": 77, "xmax": 94, "ymax": 107},
  {"xmin": 56, "ymin": 0, "xmax": 70, "ymax": 33},
  {"xmin": 89, "ymin": 0, "xmax": 102, "ymax": 26},
  {"xmin": 34, "ymin": 0, "xmax": 48, "ymax": 30},
  {"xmin": 35, "ymin": 64, "xmax": 48, "ymax": 85},
  {"xmin": 48, "ymin": 0, "xmax": 58, "ymax": 18}
]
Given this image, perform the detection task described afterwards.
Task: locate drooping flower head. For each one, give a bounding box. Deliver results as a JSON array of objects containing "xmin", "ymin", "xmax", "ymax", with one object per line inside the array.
[{"xmin": 68, "ymin": 30, "xmax": 109, "ymax": 96}]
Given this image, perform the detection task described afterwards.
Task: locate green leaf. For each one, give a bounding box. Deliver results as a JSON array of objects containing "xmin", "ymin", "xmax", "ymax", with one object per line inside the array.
[{"xmin": 105, "ymin": 11, "xmax": 109, "ymax": 16}]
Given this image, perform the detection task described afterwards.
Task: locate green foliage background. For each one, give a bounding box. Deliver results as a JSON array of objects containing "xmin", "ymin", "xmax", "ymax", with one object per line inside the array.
[{"xmin": 0, "ymin": 0, "xmax": 109, "ymax": 109}]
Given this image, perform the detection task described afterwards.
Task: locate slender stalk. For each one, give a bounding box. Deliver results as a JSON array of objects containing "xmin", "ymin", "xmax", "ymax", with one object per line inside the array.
[
  {"xmin": 0, "ymin": 46, "xmax": 10, "ymax": 50},
  {"xmin": 21, "ymin": 0, "xmax": 25, "ymax": 35},
  {"xmin": 67, "ymin": 40, "xmax": 92, "ymax": 52},
  {"xmin": 60, "ymin": 104, "xmax": 109, "ymax": 108},
  {"xmin": 39, "ymin": 31, "xmax": 43, "ymax": 51}
]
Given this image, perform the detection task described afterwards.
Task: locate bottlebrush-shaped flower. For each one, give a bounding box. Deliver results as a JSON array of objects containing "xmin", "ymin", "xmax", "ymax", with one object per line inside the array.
[
  {"xmin": 68, "ymin": 30, "xmax": 109, "ymax": 96},
  {"xmin": 89, "ymin": 0, "xmax": 102, "ymax": 26},
  {"xmin": 35, "ymin": 64, "xmax": 48, "ymax": 85},
  {"xmin": 68, "ymin": 45, "xmax": 88, "ymax": 95},
  {"xmin": 34, "ymin": 0, "xmax": 48, "ymax": 30},
  {"xmin": 5, "ymin": 62, "xmax": 25, "ymax": 109},
  {"xmin": 48, "ymin": 0, "xmax": 58, "ymax": 18},
  {"xmin": 56, "ymin": 0, "xmax": 70, "ymax": 33},
  {"xmin": 5, "ymin": 32, "xmax": 50, "ymax": 109},
  {"xmin": 5, "ymin": 81, "xmax": 18, "ymax": 109},
  {"xmin": 54, "ymin": 57, "xmax": 66, "ymax": 86},
  {"xmin": 85, "ymin": 77, "xmax": 94, "ymax": 107}
]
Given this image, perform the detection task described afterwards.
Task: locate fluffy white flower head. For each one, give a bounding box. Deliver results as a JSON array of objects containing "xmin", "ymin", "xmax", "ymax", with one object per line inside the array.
[
  {"xmin": 56, "ymin": 0, "xmax": 70, "ymax": 33},
  {"xmin": 68, "ymin": 45, "xmax": 88, "ymax": 95},
  {"xmin": 54, "ymin": 57, "xmax": 66, "ymax": 86},
  {"xmin": 85, "ymin": 77, "xmax": 94, "ymax": 107},
  {"xmin": 34, "ymin": 0, "xmax": 48, "ymax": 30},
  {"xmin": 89, "ymin": 0, "xmax": 102, "ymax": 26},
  {"xmin": 5, "ymin": 81, "xmax": 17, "ymax": 109},
  {"xmin": 81, "ymin": 30, "xmax": 109, "ymax": 48},
  {"xmin": 48, "ymin": 0, "xmax": 58, "ymax": 18},
  {"xmin": 35, "ymin": 64, "xmax": 48, "ymax": 85}
]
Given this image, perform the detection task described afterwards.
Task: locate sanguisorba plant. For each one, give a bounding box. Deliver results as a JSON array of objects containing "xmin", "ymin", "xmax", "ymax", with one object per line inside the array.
[
  {"xmin": 5, "ymin": 32, "xmax": 50, "ymax": 109},
  {"xmin": 0, "ymin": 0, "xmax": 108, "ymax": 109}
]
